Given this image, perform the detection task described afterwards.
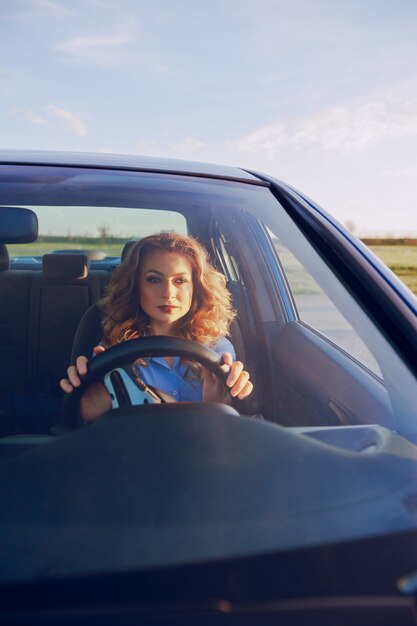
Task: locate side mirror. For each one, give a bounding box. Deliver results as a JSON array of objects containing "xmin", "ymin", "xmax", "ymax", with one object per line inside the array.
[{"xmin": 0, "ymin": 207, "xmax": 38, "ymax": 243}]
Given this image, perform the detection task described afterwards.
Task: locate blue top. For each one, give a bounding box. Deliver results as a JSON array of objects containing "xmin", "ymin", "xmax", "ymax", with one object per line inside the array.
[{"xmin": 135, "ymin": 337, "xmax": 235, "ymax": 402}]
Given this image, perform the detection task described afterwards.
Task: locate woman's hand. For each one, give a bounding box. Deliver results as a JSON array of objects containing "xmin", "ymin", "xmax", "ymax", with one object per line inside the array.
[
  {"xmin": 59, "ymin": 346, "xmax": 111, "ymax": 422},
  {"xmin": 201, "ymin": 352, "xmax": 253, "ymax": 404}
]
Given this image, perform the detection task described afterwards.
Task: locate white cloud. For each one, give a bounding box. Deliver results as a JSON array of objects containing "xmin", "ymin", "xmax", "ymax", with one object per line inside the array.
[
  {"xmin": 24, "ymin": 109, "xmax": 48, "ymax": 126},
  {"xmin": 96, "ymin": 146, "xmax": 118, "ymax": 154},
  {"xmin": 54, "ymin": 31, "xmax": 133, "ymax": 66},
  {"xmin": 27, "ymin": 0, "xmax": 72, "ymax": 17},
  {"xmin": 127, "ymin": 140, "xmax": 160, "ymax": 157},
  {"xmin": 173, "ymin": 137, "xmax": 206, "ymax": 155},
  {"xmin": 52, "ymin": 18, "xmax": 174, "ymax": 74},
  {"xmin": 384, "ymin": 166, "xmax": 417, "ymax": 179},
  {"xmin": 228, "ymin": 97, "xmax": 417, "ymax": 157},
  {"xmin": 2, "ymin": 0, "xmax": 73, "ymax": 20},
  {"xmin": 19, "ymin": 104, "xmax": 88, "ymax": 136},
  {"xmin": 45, "ymin": 104, "xmax": 88, "ymax": 136}
]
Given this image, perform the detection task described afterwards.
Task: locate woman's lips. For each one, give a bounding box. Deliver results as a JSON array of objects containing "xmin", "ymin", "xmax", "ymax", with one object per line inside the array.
[{"xmin": 158, "ymin": 305, "xmax": 178, "ymax": 313}]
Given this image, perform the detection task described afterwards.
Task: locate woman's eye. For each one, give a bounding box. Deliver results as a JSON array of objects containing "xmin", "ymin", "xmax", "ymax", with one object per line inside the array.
[
  {"xmin": 147, "ymin": 276, "xmax": 160, "ymax": 284},
  {"xmin": 176, "ymin": 278, "xmax": 187, "ymax": 284}
]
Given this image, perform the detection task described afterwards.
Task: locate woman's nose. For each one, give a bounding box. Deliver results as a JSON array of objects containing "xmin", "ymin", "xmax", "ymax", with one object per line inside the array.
[{"xmin": 162, "ymin": 280, "xmax": 175, "ymax": 298}]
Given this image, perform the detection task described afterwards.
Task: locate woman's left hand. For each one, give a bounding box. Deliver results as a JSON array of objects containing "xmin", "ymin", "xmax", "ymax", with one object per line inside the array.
[{"xmin": 201, "ymin": 352, "xmax": 253, "ymax": 404}]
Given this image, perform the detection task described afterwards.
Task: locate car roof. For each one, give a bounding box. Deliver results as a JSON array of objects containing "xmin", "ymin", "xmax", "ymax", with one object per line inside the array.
[{"xmin": 0, "ymin": 150, "xmax": 260, "ymax": 184}]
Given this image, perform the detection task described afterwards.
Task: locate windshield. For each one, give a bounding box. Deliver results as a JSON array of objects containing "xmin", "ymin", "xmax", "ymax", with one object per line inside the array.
[{"xmin": 1, "ymin": 163, "xmax": 417, "ymax": 588}]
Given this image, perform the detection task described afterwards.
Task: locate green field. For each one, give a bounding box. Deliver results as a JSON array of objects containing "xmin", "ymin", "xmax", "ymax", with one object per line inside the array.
[
  {"xmin": 8, "ymin": 240, "xmax": 417, "ymax": 296},
  {"xmin": 273, "ymin": 242, "xmax": 417, "ymax": 297},
  {"xmin": 8, "ymin": 241, "xmax": 125, "ymax": 257},
  {"xmin": 369, "ymin": 246, "xmax": 417, "ymax": 295}
]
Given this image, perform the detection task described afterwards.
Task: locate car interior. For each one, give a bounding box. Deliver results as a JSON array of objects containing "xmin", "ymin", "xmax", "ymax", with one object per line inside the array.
[
  {"xmin": 0, "ymin": 207, "xmax": 261, "ymax": 441},
  {"xmin": 0, "ymin": 166, "xmax": 415, "ymax": 449}
]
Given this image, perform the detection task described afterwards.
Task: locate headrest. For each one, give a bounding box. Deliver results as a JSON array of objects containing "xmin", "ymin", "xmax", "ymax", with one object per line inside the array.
[
  {"xmin": 42, "ymin": 254, "xmax": 90, "ymax": 280},
  {"xmin": 121, "ymin": 239, "xmax": 140, "ymax": 263},
  {"xmin": 52, "ymin": 249, "xmax": 107, "ymax": 260},
  {"xmin": 0, "ymin": 244, "xmax": 9, "ymax": 272}
]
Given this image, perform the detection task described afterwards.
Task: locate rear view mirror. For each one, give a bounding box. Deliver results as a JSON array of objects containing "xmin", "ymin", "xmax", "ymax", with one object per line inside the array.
[{"xmin": 0, "ymin": 207, "xmax": 38, "ymax": 243}]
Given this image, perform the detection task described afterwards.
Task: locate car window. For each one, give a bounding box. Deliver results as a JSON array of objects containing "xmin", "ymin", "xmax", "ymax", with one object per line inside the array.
[
  {"xmin": 270, "ymin": 232, "xmax": 382, "ymax": 376},
  {"xmin": 249, "ymin": 199, "xmax": 417, "ymax": 436},
  {"xmin": 7, "ymin": 206, "xmax": 187, "ymax": 257}
]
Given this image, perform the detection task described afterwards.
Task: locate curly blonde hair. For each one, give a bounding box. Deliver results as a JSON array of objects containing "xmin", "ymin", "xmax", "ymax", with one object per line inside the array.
[{"xmin": 99, "ymin": 233, "xmax": 235, "ymax": 352}]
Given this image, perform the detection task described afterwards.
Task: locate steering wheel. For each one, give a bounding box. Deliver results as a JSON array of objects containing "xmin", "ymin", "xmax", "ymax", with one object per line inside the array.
[{"xmin": 61, "ymin": 336, "xmax": 233, "ymax": 428}]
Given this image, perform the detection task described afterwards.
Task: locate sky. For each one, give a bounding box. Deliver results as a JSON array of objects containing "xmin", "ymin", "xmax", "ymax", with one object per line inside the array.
[{"xmin": 1, "ymin": 0, "xmax": 417, "ymax": 236}]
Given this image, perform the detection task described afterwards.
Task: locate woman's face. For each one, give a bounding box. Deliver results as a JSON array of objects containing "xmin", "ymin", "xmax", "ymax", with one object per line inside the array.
[{"xmin": 138, "ymin": 249, "xmax": 194, "ymax": 334}]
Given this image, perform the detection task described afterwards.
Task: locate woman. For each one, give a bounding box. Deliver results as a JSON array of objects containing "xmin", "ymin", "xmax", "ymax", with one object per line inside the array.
[{"xmin": 60, "ymin": 233, "xmax": 253, "ymax": 422}]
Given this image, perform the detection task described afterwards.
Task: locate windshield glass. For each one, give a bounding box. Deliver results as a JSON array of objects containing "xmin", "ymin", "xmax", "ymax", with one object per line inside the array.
[
  {"xmin": 1, "ymin": 163, "xmax": 417, "ymax": 586},
  {"xmin": 8, "ymin": 206, "xmax": 187, "ymax": 258}
]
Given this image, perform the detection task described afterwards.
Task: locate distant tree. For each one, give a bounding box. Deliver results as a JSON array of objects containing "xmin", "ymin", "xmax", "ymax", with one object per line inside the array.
[
  {"xmin": 344, "ymin": 219, "xmax": 357, "ymax": 234},
  {"xmin": 98, "ymin": 224, "xmax": 110, "ymax": 243}
]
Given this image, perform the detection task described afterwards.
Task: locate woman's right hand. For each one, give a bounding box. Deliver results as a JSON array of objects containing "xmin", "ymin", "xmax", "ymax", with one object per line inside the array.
[{"xmin": 59, "ymin": 346, "xmax": 112, "ymax": 423}]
